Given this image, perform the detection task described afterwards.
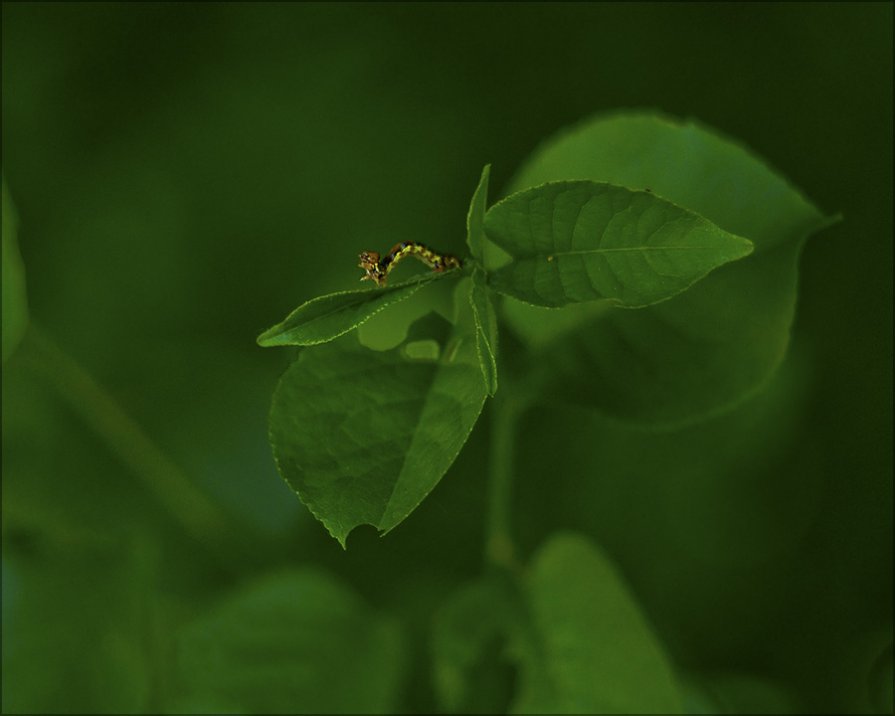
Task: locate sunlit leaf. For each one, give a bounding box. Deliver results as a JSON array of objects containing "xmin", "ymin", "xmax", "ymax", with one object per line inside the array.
[{"xmin": 485, "ymin": 181, "xmax": 752, "ymax": 308}]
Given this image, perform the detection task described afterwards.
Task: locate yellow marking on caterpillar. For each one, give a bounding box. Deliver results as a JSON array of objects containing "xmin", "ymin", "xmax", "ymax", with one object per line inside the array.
[{"xmin": 358, "ymin": 242, "xmax": 461, "ymax": 286}]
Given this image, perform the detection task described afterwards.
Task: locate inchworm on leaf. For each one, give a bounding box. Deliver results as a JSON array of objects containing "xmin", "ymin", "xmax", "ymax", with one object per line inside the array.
[{"xmin": 358, "ymin": 242, "xmax": 461, "ymax": 286}]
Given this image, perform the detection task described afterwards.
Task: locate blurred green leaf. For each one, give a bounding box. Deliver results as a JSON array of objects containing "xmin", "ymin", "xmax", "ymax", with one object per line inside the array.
[
  {"xmin": 2, "ymin": 536, "xmax": 156, "ymax": 714},
  {"xmin": 2, "ymin": 178, "xmax": 28, "ymax": 363},
  {"xmin": 431, "ymin": 577, "xmax": 518, "ymax": 714},
  {"xmin": 257, "ymin": 272, "xmax": 444, "ymax": 347},
  {"xmin": 500, "ymin": 111, "xmax": 834, "ymax": 426},
  {"xmin": 682, "ymin": 672, "xmax": 800, "ymax": 714},
  {"xmin": 501, "ymin": 300, "xmax": 611, "ymax": 348},
  {"xmin": 511, "ymin": 533, "xmax": 682, "ymax": 714},
  {"xmin": 2, "ymin": 352, "xmax": 165, "ymax": 539},
  {"xmin": 512, "ymin": 347, "xmax": 816, "ymax": 630},
  {"xmin": 175, "ymin": 569, "xmax": 405, "ymax": 714},
  {"xmin": 868, "ymin": 642, "xmax": 893, "ymax": 715},
  {"xmin": 833, "ymin": 629, "xmax": 895, "ymax": 715},
  {"xmin": 469, "ymin": 267, "xmax": 498, "ymax": 395},
  {"xmin": 466, "ymin": 164, "xmax": 491, "ymax": 260},
  {"xmin": 485, "ymin": 181, "xmax": 753, "ymax": 308},
  {"xmin": 269, "ymin": 294, "xmax": 486, "ymax": 546}
]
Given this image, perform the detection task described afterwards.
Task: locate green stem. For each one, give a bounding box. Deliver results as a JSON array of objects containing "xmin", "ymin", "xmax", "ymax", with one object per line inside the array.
[
  {"xmin": 20, "ymin": 324, "xmax": 232, "ymax": 548},
  {"xmin": 485, "ymin": 391, "xmax": 523, "ymax": 571}
]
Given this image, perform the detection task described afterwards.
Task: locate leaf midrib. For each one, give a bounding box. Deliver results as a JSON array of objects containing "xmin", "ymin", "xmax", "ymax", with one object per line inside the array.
[
  {"xmin": 509, "ymin": 245, "xmax": 743, "ymax": 257},
  {"xmin": 264, "ymin": 275, "xmax": 436, "ymax": 341}
]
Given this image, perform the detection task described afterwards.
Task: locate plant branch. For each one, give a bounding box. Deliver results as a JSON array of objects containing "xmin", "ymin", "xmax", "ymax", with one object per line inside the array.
[
  {"xmin": 20, "ymin": 324, "xmax": 232, "ymax": 548},
  {"xmin": 485, "ymin": 389, "xmax": 524, "ymax": 571}
]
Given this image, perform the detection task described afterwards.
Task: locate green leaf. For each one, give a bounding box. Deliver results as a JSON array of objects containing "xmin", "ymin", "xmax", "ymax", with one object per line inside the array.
[
  {"xmin": 506, "ymin": 112, "xmax": 829, "ymax": 251},
  {"xmin": 257, "ymin": 272, "xmax": 442, "ymax": 347},
  {"xmin": 357, "ymin": 274, "xmax": 457, "ymax": 351},
  {"xmin": 2, "ymin": 178, "xmax": 28, "ymax": 363},
  {"xmin": 269, "ymin": 291, "xmax": 487, "ymax": 546},
  {"xmin": 511, "ymin": 533, "xmax": 682, "ymax": 714},
  {"xmin": 466, "ymin": 164, "xmax": 491, "ymax": 260},
  {"xmin": 500, "ymin": 111, "xmax": 835, "ymax": 426},
  {"xmin": 175, "ymin": 569, "xmax": 405, "ymax": 714},
  {"xmin": 431, "ymin": 578, "xmax": 518, "ymax": 714},
  {"xmin": 485, "ymin": 181, "xmax": 753, "ymax": 308},
  {"xmin": 469, "ymin": 267, "xmax": 498, "ymax": 395}
]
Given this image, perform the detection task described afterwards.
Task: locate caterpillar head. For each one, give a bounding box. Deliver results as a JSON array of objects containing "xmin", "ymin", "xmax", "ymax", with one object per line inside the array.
[{"xmin": 358, "ymin": 250, "xmax": 386, "ymax": 285}]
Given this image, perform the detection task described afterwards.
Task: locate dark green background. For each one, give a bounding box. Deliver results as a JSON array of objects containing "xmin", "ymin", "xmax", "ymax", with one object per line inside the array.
[{"xmin": 2, "ymin": 2, "xmax": 891, "ymax": 714}]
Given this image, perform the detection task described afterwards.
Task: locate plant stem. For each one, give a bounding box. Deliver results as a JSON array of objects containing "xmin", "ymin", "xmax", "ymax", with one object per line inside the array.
[
  {"xmin": 20, "ymin": 324, "xmax": 232, "ymax": 548},
  {"xmin": 485, "ymin": 390, "xmax": 523, "ymax": 571}
]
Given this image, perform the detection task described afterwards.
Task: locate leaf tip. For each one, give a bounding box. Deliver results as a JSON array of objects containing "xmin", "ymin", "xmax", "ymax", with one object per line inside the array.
[
  {"xmin": 329, "ymin": 525, "xmax": 351, "ymax": 550},
  {"xmin": 256, "ymin": 327, "xmax": 280, "ymax": 347}
]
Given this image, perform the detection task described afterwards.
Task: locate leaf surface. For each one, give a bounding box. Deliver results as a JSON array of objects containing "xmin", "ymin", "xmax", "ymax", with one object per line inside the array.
[
  {"xmin": 269, "ymin": 299, "xmax": 486, "ymax": 546},
  {"xmin": 485, "ymin": 180, "xmax": 753, "ymax": 308},
  {"xmin": 498, "ymin": 111, "xmax": 834, "ymax": 426},
  {"xmin": 176, "ymin": 569, "xmax": 405, "ymax": 714},
  {"xmin": 257, "ymin": 272, "xmax": 442, "ymax": 347}
]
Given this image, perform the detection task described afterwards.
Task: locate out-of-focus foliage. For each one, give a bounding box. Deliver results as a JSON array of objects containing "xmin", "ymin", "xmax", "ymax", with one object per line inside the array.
[
  {"xmin": 2, "ymin": 3, "xmax": 891, "ymax": 714},
  {"xmin": 174, "ymin": 569, "xmax": 406, "ymax": 713},
  {"xmin": 2, "ymin": 179, "xmax": 28, "ymax": 362}
]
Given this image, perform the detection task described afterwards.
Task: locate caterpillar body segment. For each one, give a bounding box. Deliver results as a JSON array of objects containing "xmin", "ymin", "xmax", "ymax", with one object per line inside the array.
[{"xmin": 358, "ymin": 242, "xmax": 462, "ymax": 286}]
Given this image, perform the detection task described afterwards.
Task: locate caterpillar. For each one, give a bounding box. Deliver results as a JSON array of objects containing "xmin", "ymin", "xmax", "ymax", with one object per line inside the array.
[{"xmin": 358, "ymin": 242, "xmax": 462, "ymax": 287}]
